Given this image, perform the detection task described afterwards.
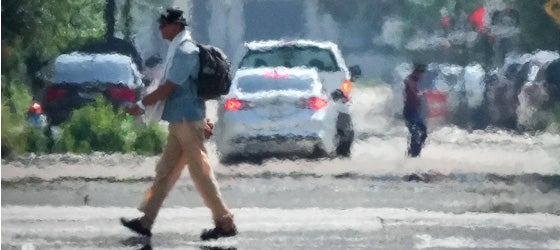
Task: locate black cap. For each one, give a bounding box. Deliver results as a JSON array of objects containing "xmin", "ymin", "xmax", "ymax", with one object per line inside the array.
[{"xmin": 159, "ymin": 8, "xmax": 188, "ymax": 26}]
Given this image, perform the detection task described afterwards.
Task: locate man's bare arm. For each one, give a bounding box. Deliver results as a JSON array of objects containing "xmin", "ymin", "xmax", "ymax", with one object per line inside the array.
[
  {"xmin": 125, "ymin": 80, "xmax": 177, "ymax": 116},
  {"xmin": 142, "ymin": 81, "xmax": 177, "ymax": 106}
]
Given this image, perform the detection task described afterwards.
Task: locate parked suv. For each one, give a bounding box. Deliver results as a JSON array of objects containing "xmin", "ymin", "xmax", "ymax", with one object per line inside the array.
[
  {"xmin": 228, "ymin": 40, "xmax": 359, "ymax": 159},
  {"xmin": 43, "ymin": 52, "xmax": 143, "ymax": 125}
]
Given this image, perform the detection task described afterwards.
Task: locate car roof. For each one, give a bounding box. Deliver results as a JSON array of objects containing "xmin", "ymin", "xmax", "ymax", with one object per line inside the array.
[
  {"xmin": 244, "ymin": 39, "xmax": 339, "ymax": 52},
  {"xmin": 53, "ymin": 52, "xmax": 141, "ymax": 87}
]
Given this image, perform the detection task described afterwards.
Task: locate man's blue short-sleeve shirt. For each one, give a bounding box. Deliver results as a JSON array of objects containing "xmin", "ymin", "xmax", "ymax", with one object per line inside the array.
[{"xmin": 161, "ymin": 41, "xmax": 205, "ymax": 123}]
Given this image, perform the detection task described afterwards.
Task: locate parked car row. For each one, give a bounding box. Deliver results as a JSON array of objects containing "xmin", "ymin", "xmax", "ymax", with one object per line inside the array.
[
  {"xmin": 39, "ymin": 40, "xmax": 360, "ymax": 163},
  {"xmin": 500, "ymin": 51, "xmax": 560, "ymax": 130},
  {"xmin": 39, "ymin": 41, "xmax": 558, "ymax": 162},
  {"xmin": 391, "ymin": 50, "xmax": 560, "ymax": 130}
]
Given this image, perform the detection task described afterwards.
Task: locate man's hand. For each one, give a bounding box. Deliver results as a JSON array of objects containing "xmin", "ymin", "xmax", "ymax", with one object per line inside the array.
[
  {"xmin": 125, "ymin": 104, "xmax": 143, "ymax": 116},
  {"xmin": 204, "ymin": 118, "xmax": 214, "ymax": 139}
]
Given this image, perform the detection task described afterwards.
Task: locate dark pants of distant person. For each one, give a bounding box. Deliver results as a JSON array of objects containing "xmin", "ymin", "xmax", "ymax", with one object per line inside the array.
[{"xmin": 404, "ymin": 109, "xmax": 427, "ymax": 157}]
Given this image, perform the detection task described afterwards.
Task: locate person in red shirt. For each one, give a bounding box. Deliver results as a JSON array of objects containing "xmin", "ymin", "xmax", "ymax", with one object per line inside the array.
[
  {"xmin": 403, "ymin": 64, "xmax": 428, "ymax": 157},
  {"xmin": 26, "ymin": 100, "xmax": 47, "ymax": 128}
]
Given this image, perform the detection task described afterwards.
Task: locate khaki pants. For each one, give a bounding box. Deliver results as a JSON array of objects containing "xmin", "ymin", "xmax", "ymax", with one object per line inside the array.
[{"xmin": 140, "ymin": 120, "xmax": 231, "ymax": 227}]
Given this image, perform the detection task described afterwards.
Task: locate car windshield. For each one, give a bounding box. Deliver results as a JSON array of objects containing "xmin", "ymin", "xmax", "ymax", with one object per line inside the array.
[
  {"xmin": 53, "ymin": 53, "xmax": 140, "ymax": 87},
  {"xmin": 239, "ymin": 46, "xmax": 340, "ymax": 72},
  {"xmin": 236, "ymin": 73, "xmax": 315, "ymax": 94}
]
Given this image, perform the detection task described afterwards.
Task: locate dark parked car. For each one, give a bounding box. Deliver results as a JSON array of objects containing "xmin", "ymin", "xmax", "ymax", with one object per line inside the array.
[{"xmin": 43, "ymin": 52, "xmax": 143, "ymax": 125}]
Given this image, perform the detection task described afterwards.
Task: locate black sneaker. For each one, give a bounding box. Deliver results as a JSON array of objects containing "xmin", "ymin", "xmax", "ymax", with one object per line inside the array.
[
  {"xmin": 200, "ymin": 225, "xmax": 238, "ymax": 241},
  {"xmin": 120, "ymin": 217, "xmax": 152, "ymax": 237}
]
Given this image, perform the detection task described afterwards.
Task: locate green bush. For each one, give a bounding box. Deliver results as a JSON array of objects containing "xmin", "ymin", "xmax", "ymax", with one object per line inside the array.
[
  {"xmin": 2, "ymin": 101, "xmax": 28, "ymax": 155},
  {"xmin": 24, "ymin": 125, "xmax": 49, "ymax": 153},
  {"xmin": 54, "ymin": 98, "xmax": 125, "ymax": 153},
  {"xmin": 2, "ymin": 77, "xmax": 33, "ymax": 116},
  {"xmin": 1, "ymin": 100, "xmax": 49, "ymax": 156},
  {"xmin": 133, "ymin": 123, "xmax": 167, "ymax": 155},
  {"xmin": 53, "ymin": 97, "xmax": 166, "ymax": 155}
]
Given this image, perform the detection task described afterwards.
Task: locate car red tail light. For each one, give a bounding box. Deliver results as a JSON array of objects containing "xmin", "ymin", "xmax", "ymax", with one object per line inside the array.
[
  {"xmin": 341, "ymin": 80, "xmax": 352, "ymax": 96},
  {"xmin": 224, "ymin": 98, "xmax": 244, "ymax": 111},
  {"xmin": 45, "ymin": 87, "xmax": 67, "ymax": 102},
  {"xmin": 309, "ymin": 97, "xmax": 328, "ymax": 110},
  {"xmin": 110, "ymin": 86, "xmax": 135, "ymax": 102}
]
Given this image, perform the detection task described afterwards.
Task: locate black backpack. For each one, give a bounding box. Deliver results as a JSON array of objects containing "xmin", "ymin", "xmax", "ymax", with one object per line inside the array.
[{"xmin": 196, "ymin": 44, "xmax": 232, "ymax": 100}]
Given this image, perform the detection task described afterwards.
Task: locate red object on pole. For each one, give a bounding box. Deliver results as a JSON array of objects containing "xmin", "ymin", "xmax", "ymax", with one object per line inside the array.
[
  {"xmin": 469, "ymin": 6, "xmax": 486, "ymax": 33},
  {"xmin": 441, "ymin": 15, "xmax": 451, "ymax": 27}
]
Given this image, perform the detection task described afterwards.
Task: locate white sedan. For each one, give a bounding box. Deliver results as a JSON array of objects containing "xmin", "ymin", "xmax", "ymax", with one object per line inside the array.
[{"xmin": 215, "ymin": 67, "xmax": 354, "ymax": 164}]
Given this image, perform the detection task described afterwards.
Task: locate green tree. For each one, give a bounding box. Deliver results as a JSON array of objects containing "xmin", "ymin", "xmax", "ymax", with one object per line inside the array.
[
  {"xmin": 317, "ymin": 0, "xmax": 559, "ymax": 65},
  {"xmin": 2, "ymin": 0, "xmax": 104, "ymax": 157},
  {"xmin": 2, "ymin": 0, "xmax": 106, "ymax": 98},
  {"xmin": 512, "ymin": 0, "xmax": 560, "ymax": 52}
]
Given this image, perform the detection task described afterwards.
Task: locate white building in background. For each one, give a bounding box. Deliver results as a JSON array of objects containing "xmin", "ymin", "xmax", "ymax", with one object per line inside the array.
[
  {"xmin": 186, "ymin": 0, "xmax": 403, "ymax": 79},
  {"xmin": 189, "ymin": 0, "xmax": 342, "ymax": 66}
]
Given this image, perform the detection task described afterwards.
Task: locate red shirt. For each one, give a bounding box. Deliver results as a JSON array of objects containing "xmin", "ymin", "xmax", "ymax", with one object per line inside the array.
[{"xmin": 403, "ymin": 74, "xmax": 422, "ymax": 112}]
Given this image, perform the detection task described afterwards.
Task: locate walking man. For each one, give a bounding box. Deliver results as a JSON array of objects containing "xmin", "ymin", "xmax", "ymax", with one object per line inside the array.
[
  {"xmin": 121, "ymin": 8, "xmax": 237, "ymax": 240},
  {"xmin": 403, "ymin": 63, "xmax": 428, "ymax": 157}
]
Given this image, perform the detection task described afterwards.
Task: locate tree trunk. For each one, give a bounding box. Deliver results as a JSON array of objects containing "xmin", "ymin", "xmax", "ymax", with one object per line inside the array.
[
  {"xmin": 105, "ymin": 0, "xmax": 115, "ymax": 41},
  {"xmin": 123, "ymin": 0, "xmax": 132, "ymax": 41}
]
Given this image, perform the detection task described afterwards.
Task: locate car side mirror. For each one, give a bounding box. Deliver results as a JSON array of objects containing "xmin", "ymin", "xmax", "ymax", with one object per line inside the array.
[
  {"xmin": 349, "ymin": 65, "xmax": 362, "ymax": 81},
  {"xmin": 331, "ymin": 89, "xmax": 345, "ymax": 101}
]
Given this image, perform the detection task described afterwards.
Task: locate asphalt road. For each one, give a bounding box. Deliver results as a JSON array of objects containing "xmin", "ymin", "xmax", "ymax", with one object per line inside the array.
[
  {"xmin": 2, "ymin": 87, "xmax": 560, "ymax": 249},
  {"xmin": 3, "ymin": 130, "xmax": 560, "ymax": 249}
]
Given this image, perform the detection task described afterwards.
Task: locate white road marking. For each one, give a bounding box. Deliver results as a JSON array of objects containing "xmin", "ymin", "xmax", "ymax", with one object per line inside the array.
[{"xmin": 3, "ymin": 206, "xmax": 560, "ymax": 238}]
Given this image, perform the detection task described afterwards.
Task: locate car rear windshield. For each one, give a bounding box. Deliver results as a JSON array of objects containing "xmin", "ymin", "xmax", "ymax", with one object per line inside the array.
[
  {"xmin": 54, "ymin": 54, "xmax": 140, "ymax": 87},
  {"xmin": 236, "ymin": 74, "xmax": 314, "ymax": 94},
  {"xmin": 239, "ymin": 46, "xmax": 340, "ymax": 72}
]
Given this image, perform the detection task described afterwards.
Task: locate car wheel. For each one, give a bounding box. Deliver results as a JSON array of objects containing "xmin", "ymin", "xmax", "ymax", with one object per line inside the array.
[
  {"xmin": 309, "ymin": 144, "xmax": 328, "ymax": 159},
  {"xmin": 1, "ymin": 144, "xmax": 12, "ymax": 159},
  {"xmin": 219, "ymin": 153, "xmax": 263, "ymax": 165},
  {"xmin": 336, "ymin": 113, "xmax": 354, "ymax": 157},
  {"xmin": 219, "ymin": 153, "xmax": 238, "ymax": 165}
]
